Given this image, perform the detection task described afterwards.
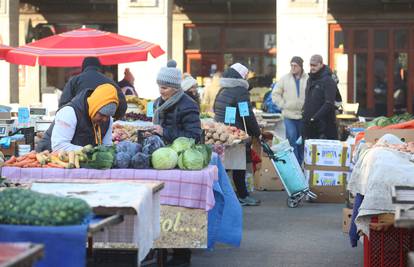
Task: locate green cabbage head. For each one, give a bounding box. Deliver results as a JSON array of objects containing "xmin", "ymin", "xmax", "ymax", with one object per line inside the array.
[
  {"xmin": 151, "ymin": 147, "xmax": 178, "ymax": 170},
  {"xmin": 171, "ymin": 137, "xmax": 195, "ymax": 154},
  {"xmin": 178, "ymin": 148, "xmax": 204, "ymax": 170}
]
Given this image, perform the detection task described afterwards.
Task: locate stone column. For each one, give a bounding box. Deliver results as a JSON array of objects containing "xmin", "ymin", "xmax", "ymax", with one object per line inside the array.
[
  {"xmin": 118, "ymin": 0, "xmax": 172, "ymax": 100},
  {"xmin": 0, "ymin": 0, "xmax": 19, "ymax": 104},
  {"xmin": 276, "ymin": 0, "xmax": 328, "ymax": 79}
]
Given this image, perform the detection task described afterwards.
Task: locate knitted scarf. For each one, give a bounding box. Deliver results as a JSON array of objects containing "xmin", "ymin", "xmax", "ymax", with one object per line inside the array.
[{"xmin": 153, "ymin": 90, "xmax": 184, "ymax": 125}]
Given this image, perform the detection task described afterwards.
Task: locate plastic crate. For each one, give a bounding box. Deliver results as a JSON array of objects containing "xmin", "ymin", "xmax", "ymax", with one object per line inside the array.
[{"xmin": 364, "ymin": 218, "xmax": 414, "ymax": 267}]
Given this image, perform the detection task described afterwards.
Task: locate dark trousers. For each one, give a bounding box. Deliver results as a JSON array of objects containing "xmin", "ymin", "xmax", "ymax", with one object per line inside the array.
[{"xmin": 232, "ymin": 169, "xmax": 249, "ymax": 199}]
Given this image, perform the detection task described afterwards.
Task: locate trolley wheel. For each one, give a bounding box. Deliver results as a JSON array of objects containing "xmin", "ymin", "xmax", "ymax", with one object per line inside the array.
[{"xmin": 287, "ymin": 197, "xmax": 299, "ymax": 208}]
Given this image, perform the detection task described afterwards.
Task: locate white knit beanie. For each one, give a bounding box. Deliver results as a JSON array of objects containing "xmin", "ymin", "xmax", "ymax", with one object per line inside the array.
[
  {"xmin": 181, "ymin": 76, "xmax": 198, "ymax": 91},
  {"xmin": 230, "ymin": 63, "xmax": 249, "ymax": 79}
]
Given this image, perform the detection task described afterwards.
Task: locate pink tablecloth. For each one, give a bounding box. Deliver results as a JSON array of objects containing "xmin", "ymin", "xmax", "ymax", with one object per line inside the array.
[{"xmin": 1, "ymin": 166, "xmax": 218, "ymax": 211}]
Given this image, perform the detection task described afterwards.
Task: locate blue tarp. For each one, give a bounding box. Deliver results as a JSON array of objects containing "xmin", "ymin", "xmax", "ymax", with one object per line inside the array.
[
  {"xmin": 0, "ymin": 223, "xmax": 88, "ymax": 267},
  {"xmin": 208, "ymin": 154, "xmax": 243, "ymax": 248}
]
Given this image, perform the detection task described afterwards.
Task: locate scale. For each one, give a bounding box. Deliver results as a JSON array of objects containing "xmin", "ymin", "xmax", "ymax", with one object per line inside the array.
[
  {"xmin": 0, "ymin": 119, "xmax": 15, "ymax": 137},
  {"xmin": 30, "ymin": 107, "xmax": 53, "ymax": 132}
]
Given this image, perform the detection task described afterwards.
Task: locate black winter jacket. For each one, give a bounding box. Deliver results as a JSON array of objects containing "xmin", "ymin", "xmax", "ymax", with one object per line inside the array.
[
  {"xmin": 213, "ymin": 78, "xmax": 261, "ymax": 138},
  {"xmin": 154, "ymin": 93, "xmax": 202, "ymax": 144},
  {"xmin": 303, "ymin": 65, "xmax": 338, "ymax": 139},
  {"xmin": 59, "ymin": 66, "xmax": 127, "ymax": 120},
  {"xmin": 37, "ymin": 89, "xmax": 110, "ymax": 152}
]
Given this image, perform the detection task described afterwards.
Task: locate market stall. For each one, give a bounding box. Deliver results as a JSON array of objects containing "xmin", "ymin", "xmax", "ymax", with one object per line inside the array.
[
  {"xmin": 0, "ymin": 180, "xmax": 163, "ymax": 267},
  {"xmin": 347, "ymin": 129, "xmax": 414, "ymax": 267}
]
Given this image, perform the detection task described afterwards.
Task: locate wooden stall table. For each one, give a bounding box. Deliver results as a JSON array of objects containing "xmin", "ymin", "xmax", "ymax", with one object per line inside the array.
[
  {"xmin": 1, "ymin": 166, "xmax": 220, "ymax": 266},
  {"xmin": 29, "ymin": 180, "xmax": 164, "ymax": 267},
  {"xmin": 0, "ymin": 243, "xmax": 43, "ymax": 267}
]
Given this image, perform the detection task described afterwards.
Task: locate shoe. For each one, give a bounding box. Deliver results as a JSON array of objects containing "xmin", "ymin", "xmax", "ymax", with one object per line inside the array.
[{"xmin": 239, "ymin": 196, "xmax": 260, "ymax": 206}]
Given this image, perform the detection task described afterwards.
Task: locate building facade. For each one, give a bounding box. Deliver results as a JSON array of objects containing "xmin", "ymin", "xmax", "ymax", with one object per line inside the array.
[{"xmin": 0, "ymin": 0, "xmax": 413, "ymax": 116}]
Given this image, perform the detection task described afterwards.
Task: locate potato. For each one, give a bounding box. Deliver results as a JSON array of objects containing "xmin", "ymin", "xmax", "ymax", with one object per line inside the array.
[{"xmin": 213, "ymin": 133, "xmax": 220, "ymax": 140}]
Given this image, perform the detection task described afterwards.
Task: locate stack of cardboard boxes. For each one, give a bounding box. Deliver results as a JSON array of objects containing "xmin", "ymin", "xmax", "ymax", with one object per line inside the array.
[{"xmin": 304, "ymin": 139, "xmax": 352, "ymax": 203}]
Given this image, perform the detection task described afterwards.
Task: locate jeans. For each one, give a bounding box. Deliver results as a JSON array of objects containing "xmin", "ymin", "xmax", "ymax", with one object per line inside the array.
[{"xmin": 284, "ymin": 118, "xmax": 304, "ymax": 165}]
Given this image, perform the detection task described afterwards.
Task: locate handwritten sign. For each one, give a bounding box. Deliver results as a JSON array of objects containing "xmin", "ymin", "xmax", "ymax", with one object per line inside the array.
[
  {"xmin": 18, "ymin": 107, "xmax": 30, "ymax": 124},
  {"xmin": 238, "ymin": 102, "xmax": 249, "ymax": 117},
  {"xmin": 146, "ymin": 102, "xmax": 154, "ymax": 118},
  {"xmin": 224, "ymin": 107, "xmax": 236, "ymax": 124}
]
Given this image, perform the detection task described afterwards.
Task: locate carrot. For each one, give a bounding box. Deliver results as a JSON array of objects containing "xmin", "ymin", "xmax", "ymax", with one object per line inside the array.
[
  {"xmin": 384, "ymin": 119, "xmax": 414, "ymax": 130},
  {"xmin": 5, "ymin": 156, "xmax": 17, "ymax": 165},
  {"xmin": 46, "ymin": 163, "xmax": 64, "ymax": 168},
  {"xmin": 12, "ymin": 159, "xmax": 36, "ymax": 167},
  {"xmin": 24, "ymin": 162, "xmax": 41, "ymax": 168},
  {"xmin": 27, "ymin": 152, "xmax": 37, "ymax": 160}
]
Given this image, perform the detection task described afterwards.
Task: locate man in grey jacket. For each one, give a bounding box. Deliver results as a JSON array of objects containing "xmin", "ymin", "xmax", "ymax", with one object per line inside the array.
[{"xmin": 272, "ymin": 56, "xmax": 308, "ymax": 165}]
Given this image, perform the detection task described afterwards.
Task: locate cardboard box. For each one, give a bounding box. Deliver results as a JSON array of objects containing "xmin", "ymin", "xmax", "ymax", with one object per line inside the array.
[
  {"xmin": 223, "ymin": 143, "xmax": 246, "ymax": 170},
  {"xmin": 365, "ymin": 129, "xmax": 414, "ymax": 143},
  {"xmin": 310, "ymin": 184, "xmax": 346, "ymax": 203},
  {"xmin": 343, "ymin": 208, "xmax": 353, "ymax": 233},
  {"xmin": 304, "ymin": 139, "xmax": 351, "ymax": 167},
  {"xmin": 305, "ymin": 169, "xmax": 349, "ymax": 186},
  {"xmin": 254, "ymin": 157, "xmax": 284, "ymax": 191}
]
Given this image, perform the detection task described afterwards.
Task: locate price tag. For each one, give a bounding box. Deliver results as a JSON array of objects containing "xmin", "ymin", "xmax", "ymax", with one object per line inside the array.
[
  {"xmin": 224, "ymin": 107, "xmax": 236, "ymax": 124},
  {"xmin": 18, "ymin": 107, "xmax": 30, "ymax": 124},
  {"xmin": 238, "ymin": 101, "xmax": 249, "ymax": 117},
  {"xmin": 146, "ymin": 102, "xmax": 154, "ymax": 118}
]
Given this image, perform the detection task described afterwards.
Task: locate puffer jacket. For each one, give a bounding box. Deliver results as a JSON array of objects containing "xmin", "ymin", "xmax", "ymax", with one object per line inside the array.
[
  {"xmin": 303, "ymin": 65, "xmax": 338, "ymax": 140},
  {"xmin": 272, "ymin": 72, "xmax": 308, "ymax": 120},
  {"xmin": 59, "ymin": 66, "xmax": 127, "ymax": 120},
  {"xmin": 213, "ymin": 78, "xmax": 261, "ymax": 138},
  {"xmin": 37, "ymin": 88, "xmax": 110, "ymax": 152},
  {"xmin": 154, "ymin": 93, "xmax": 201, "ymax": 144}
]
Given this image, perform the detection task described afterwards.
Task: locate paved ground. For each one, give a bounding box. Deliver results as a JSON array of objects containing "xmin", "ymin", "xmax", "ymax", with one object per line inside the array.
[{"xmin": 191, "ymin": 191, "xmax": 363, "ymax": 267}]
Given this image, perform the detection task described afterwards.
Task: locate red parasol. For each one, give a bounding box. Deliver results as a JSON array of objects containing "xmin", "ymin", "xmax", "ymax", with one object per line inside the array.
[
  {"xmin": 0, "ymin": 44, "xmax": 12, "ymax": 60},
  {"xmin": 6, "ymin": 27, "xmax": 165, "ymax": 67}
]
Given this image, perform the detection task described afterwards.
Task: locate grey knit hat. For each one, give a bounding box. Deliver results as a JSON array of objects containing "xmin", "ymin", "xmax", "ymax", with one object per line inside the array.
[
  {"xmin": 98, "ymin": 102, "xmax": 117, "ymax": 117},
  {"xmin": 156, "ymin": 60, "xmax": 182, "ymax": 89},
  {"xmin": 290, "ymin": 56, "xmax": 304, "ymax": 69}
]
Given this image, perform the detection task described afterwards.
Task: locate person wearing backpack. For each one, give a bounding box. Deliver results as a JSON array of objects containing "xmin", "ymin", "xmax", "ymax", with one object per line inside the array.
[{"xmin": 272, "ymin": 56, "xmax": 308, "ymax": 165}]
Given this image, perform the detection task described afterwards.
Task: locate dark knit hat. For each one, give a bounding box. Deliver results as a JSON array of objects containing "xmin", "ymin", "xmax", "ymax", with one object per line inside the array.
[
  {"xmin": 290, "ymin": 56, "xmax": 304, "ymax": 69},
  {"xmin": 82, "ymin": 57, "xmax": 102, "ymax": 71},
  {"xmin": 156, "ymin": 60, "xmax": 182, "ymax": 89}
]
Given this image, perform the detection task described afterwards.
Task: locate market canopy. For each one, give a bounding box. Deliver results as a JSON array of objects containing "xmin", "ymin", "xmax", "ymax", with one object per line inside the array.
[
  {"xmin": 5, "ymin": 27, "xmax": 165, "ymax": 67},
  {"xmin": 0, "ymin": 45, "xmax": 12, "ymax": 60}
]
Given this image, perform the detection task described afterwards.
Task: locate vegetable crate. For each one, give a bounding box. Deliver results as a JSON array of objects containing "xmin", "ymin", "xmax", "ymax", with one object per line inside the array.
[{"xmin": 364, "ymin": 220, "xmax": 414, "ymax": 267}]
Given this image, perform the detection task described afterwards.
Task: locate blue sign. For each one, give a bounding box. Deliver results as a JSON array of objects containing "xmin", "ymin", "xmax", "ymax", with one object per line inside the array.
[
  {"xmin": 238, "ymin": 101, "xmax": 249, "ymax": 117},
  {"xmin": 18, "ymin": 107, "xmax": 30, "ymax": 124},
  {"xmin": 224, "ymin": 107, "xmax": 236, "ymax": 124},
  {"xmin": 146, "ymin": 102, "xmax": 154, "ymax": 118}
]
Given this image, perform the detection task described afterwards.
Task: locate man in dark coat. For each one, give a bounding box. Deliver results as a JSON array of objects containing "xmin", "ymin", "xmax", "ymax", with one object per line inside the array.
[
  {"xmin": 59, "ymin": 57, "xmax": 127, "ymax": 120},
  {"xmin": 214, "ymin": 63, "xmax": 261, "ymax": 206},
  {"xmin": 303, "ymin": 55, "xmax": 338, "ymax": 140}
]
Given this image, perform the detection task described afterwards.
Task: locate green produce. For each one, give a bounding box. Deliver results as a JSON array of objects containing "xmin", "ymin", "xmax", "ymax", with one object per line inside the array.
[
  {"xmin": 81, "ymin": 145, "xmax": 115, "ymax": 169},
  {"xmin": 0, "ymin": 188, "xmax": 91, "ymax": 226},
  {"xmin": 171, "ymin": 137, "xmax": 195, "ymax": 154},
  {"xmin": 177, "ymin": 148, "xmax": 205, "ymax": 170},
  {"xmin": 366, "ymin": 113, "xmax": 414, "ymax": 128},
  {"xmin": 194, "ymin": 144, "xmax": 212, "ymax": 167},
  {"xmin": 151, "ymin": 147, "xmax": 178, "ymax": 170}
]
